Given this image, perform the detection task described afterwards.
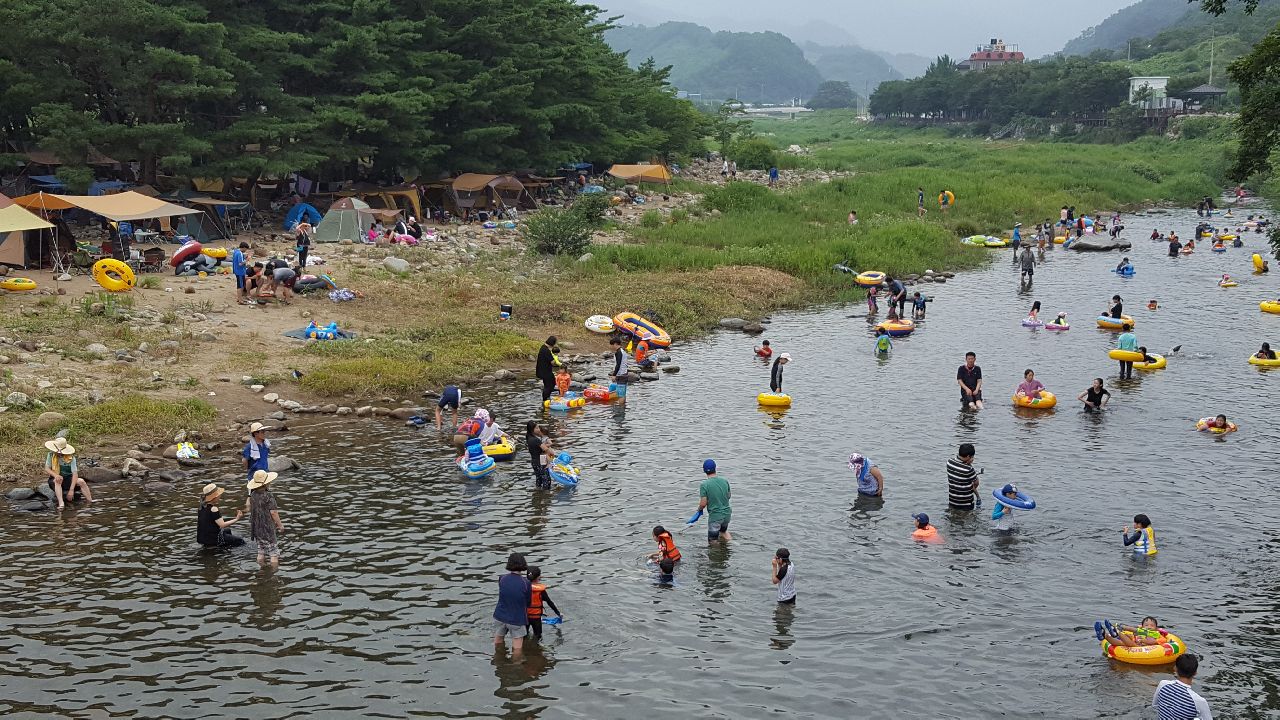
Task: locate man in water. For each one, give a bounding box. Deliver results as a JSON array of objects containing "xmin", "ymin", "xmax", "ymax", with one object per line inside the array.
[
  {"xmin": 1019, "ymin": 245, "xmax": 1036, "ymax": 282},
  {"xmin": 1010, "ymin": 223, "xmax": 1022, "ymax": 259},
  {"xmin": 957, "ymin": 351, "xmax": 984, "ymax": 410},
  {"xmin": 946, "ymin": 443, "xmax": 980, "ymax": 511},
  {"xmin": 696, "ymin": 459, "xmax": 732, "ymax": 543},
  {"xmin": 1168, "ymin": 235, "xmax": 1182, "ymax": 257},
  {"xmin": 1153, "ymin": 654, "xmax": 1213, "ymax": 720}
]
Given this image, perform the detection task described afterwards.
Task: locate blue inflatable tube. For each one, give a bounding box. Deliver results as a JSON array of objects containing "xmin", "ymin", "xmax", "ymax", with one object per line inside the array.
[
  {"xmin": 1112, "ymin": 266, "xmax": 1135, "ymax": 276},
  {"xmin": 993, "ymin": 489, "xmax": 1036, "ymax": 510}
]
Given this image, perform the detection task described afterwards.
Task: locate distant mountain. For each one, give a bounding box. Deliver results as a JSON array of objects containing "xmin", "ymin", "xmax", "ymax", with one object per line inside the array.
[
  {"xmin": 606, "ymin": 22, "xmax": 824, "ymax": 103},
  {"xmin": 1062, "ymin": 0, "xmax": 1193, "ymax": 56},
  {"xmin": 802, "ymin": 43, "xmax": 902, "ymax": 96},
  {"xmin": 874, "ymin": 51, "xmax": 932, "ymax": 80}
]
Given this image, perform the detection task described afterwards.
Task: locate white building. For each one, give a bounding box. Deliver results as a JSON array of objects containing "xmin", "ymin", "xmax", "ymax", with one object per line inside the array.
[{"xmin": 1128, "ymin": 76, "xmax": 1170, "ymax": 103}]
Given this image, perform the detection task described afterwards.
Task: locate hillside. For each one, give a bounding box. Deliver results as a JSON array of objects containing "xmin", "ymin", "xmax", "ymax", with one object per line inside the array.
[
  {"xmin": 606, "ymin": 22, "xmax": 823, "ymax": 103},
  {"xmin": 1062, "ymin": 0, "xmax": 1193, "ymax": 56},
  {"xmin": 803, "ymin": 43, "xmax": 903, "ymax": 95}
]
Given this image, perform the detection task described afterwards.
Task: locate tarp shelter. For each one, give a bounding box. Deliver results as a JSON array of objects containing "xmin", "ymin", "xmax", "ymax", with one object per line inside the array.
[
  {"xmin": 0, "ymin": 192, "xmax": 56, "ymax": 268},
  {"xmin": 314, "ymin": 197, "xmax": 373, "ymax": 243},
  {"xmin": 14, "ymin": 191, "xmax": 201, "ymax": 222},
  {"xmin": 607, "ymin": 164, "xmax": 672, "ymax": 184},
  {"xmin": 450, "ymin": 174, "xmax": 536, "ymax": 211},
  {"xmin": 192, "ymin": 178, "xmax": 225, "ymax": 194},
  {"xmin": 341, "ymin": 185, "xmax": 423, "ymax": 220}
]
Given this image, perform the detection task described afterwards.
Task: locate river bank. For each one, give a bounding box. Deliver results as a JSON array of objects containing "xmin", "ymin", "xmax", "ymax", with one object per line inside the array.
[{"xmin": 0, "ymin": 123, "xmax": 1244, "ymax": 488}]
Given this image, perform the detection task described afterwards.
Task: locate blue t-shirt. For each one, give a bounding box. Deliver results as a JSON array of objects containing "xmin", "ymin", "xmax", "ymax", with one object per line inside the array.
[
  {"xmin": 769, "ymin": 167, "xmax": 779, "ymax": 180},
  {"xmin": 1117, "ymin": 332, "xmax": 1138, "ymax": 351},
  {"xmin": 1012, "ymin": 228, "xmax": 1021, "ymax": 243},
  {"xmin": 854, "ymin": 458, "xmax": 879, "ymax": 495},
  {"xmin": 231, "ymin": 248, "xmax": 246, "ymax": 276},
  {"xmin": 242, "ymin": 439, "xmax": 270, "ymax": 477},
  {"xmin": 493, "ymin": 573, "xmax": 531, "ymax": 625}
]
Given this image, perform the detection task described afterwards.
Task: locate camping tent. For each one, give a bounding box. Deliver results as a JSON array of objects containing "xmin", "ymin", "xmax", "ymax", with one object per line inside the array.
[
  {"xmin": 13, "ymin": 190, "xmax": 201, "ymax": 222},
  {"xmin": 0, "ymin": 192, "xmax": 55, "ymax": 268},
  {"xmin": 314, "ymin": 197, "xmax": 373, "ymax": 243},
  {"xmin": 607, "ymin": 164, "xmax": 672, "ymax": 184},
  {"xmin": 341, "ymin": 185, "xmax": 424, "ymax": 220},
  {"xmin": 450, "ymin": 174, "xmax": 536, "ymax": 211}
]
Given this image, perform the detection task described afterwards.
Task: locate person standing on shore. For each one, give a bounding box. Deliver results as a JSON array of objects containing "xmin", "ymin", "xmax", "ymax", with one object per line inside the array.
[
  {"xmin": 294, "ymin": 222, "xmax": 312, "ymax": 270},
  {"xmin": 232, "ymin": 242, "xmax": 252, "ymax": 306},
  {"xmin": 536, "ymin": 336, "xmax": 557, "ymax": 402},
  {"xmin": 694, "ymin": 459, "xmax": 732, "ymax": 543},
  {"xmin": 242, "ymin": 422, "xmax": 271, "ymax": 481},
  {"xmin": 1010, "ymin": 223, "xmax": 1022, "ymax": 259},
  {"xmin": 947, "ymin": 443, "xmax": 980, "ymax": 511},
  {"xmin": 768, "ymin": 166, "xmax": 779, "ymax": 187},
  {"xmin": 917, "ymin": 187, "xmax": 926, "ymax": 217},
  {"xmin": 957, "ymin": 351, "xmax": 984, "ymax": 410},
  {"xmin": 245, "ymin": 470, "xmax": 283, "ymax": 567}
]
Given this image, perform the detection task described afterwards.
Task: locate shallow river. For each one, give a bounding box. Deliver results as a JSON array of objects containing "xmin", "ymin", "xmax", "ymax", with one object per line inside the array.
[{"xmin": 3, "ymin": 208, "xmax": 1278, "ymax": 719}]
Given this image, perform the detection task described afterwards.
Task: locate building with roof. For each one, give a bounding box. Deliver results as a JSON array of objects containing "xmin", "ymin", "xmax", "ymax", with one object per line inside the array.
[{"xmin": 957, "ymin": 39, "xmax": 1024, "ymax": 72}]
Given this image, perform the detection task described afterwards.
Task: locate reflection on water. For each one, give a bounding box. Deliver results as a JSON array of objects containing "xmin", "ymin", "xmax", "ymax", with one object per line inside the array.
[{"xmin": 0, "ymin": 208, "xmax": 1278, "ymax": 717}]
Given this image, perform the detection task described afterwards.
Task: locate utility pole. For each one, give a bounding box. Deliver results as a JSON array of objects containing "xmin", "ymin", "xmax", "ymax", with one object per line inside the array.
[{"xmin": 1209, "ymin": 28, "xmax": 1215, "ymax": 85}]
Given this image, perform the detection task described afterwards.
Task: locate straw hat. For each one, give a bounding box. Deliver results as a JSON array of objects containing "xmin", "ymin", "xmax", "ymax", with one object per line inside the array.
[
  {"xmin": 249, "ymin": 422, "xmax": 267, "ymax": 434},
  {"xmin": 246, "ymin": 469, "xmax": 278, "ymax": 490},
  {"xmin": 44, "ymin": 437, "xmax": 76, "ymax": 455},
  {"xmin": 201, "ymin": 483, "xmax": 226, "ymax": 501}
]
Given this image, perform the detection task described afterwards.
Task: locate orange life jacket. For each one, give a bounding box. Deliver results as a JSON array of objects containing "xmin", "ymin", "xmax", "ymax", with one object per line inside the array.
[
  {"xmin": 456, "ymin": 418, "xmax": 482, "ymax": 437},
  {"xmin": 555, "ymin": 371, "xmax": 572, "ymax": 395},
  {"xmin": 912, "ymin": 525, "xmax": 940, "ymax": 542},
  {"xmin": 657, "ymin": 532, "xmax": 681, "ymax": 562},
  {"xmin": 528, "ymin": 582, "xmax": 546, "ymax": 619},
  {"xmin": 635, "ymin": 340, "xmax": 650, "ymax": 363}
]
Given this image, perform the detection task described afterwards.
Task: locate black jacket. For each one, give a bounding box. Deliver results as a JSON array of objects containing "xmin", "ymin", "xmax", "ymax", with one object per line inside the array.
[{"xmin": 536, "ymin": 344, "xmax": 554, "ymax": 380}]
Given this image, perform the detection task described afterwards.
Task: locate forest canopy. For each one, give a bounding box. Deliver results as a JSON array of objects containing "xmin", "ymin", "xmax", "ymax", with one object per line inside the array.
[{"xmin": 0, "ymin": 0, "xmax": 709, "ymax": 185}]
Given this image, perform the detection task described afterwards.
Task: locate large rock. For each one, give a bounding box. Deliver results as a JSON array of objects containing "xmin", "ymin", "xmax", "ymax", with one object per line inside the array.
[
  {"xmin": 742, "ymin": 323, "xmax": 765, "ymax": 334},
  {"xmin": 85, "ymin": 343, "xmax": 109, "ymax": 356},
  {"xmin": 719, "ymin": 317, "xmax": 746, "ymax": 329},
  {"xmin": 388, "ymin": 407, "xmax": 421, "ymax": 420},
  {"xmin": 80, "ymin": 466, "xmax": 122, "ymax": 483},
  {"xmin": 266, "ymin": 455, "xmax": 299, "ymax": 473},
  {"xmin": 144, "ymin": 481, "xmax": 176, "ymax": 493},
  {"xmin": 263, "ymin": 393, "xmax": 279, "ymax": 403},
  {"xmin": 661, "ymin": 365, "xmax": 681, "ymax": 374},
  {"xmin": 3, "ymin": 392, "xmax": 31, "ymax": 408},
  {"xmin": 639, "ymin": 372, "xmax": 660, "ymax": 381},
  {"xmin": 162, "ymin": 445, "xmax": 179, "ymax": 459},
  {"xmin": 383, "ymin": 257, "xmax": 411, "ymax": 273},
  {"xmin": 1070, "ymin": 237, "xmax": 1131, "ymax": 252},
  {"xmin": 121, "ymin": 458, "xmax": 147, "ymax": 477},
  {"xmin": 15, "ymin": 500, "xmax": 48, "ymax": 512},
  {"xmin": 6, "ymin": 488, "xmax": 36, "ymax": 501},
  {"xmin": 33, "ymin": 483, "xmax": 55, "ymax": 501},
  {"xmin": 34, "ymin": 411, "xmax": 67, "ymax": 431},
  {"xmin": 492, "ymin": 369, "xmax": 517, "ymax": 380},
  {"xmin": 157, "ymin": 470, "xmax": 189, "ymax": 483}
]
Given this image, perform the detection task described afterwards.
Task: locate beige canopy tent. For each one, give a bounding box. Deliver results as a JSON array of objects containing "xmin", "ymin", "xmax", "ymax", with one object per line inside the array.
[
  {"xmin": 607, "ymin": 164, "xmax": 672, "ymax": 184},
  {"xmin": 0, "ymin": 192, "xmax": 56, "ymax": 268},
  {"xmin": 450, "ymin": 174, "xmax": 536, "ymax": 211},
  {"xmin": 13, "ymin": 191, "xmax": 201, "ymax": 222}
]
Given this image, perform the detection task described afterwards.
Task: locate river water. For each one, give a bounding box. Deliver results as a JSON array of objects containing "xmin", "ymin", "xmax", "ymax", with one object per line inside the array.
[{"xmin": 2, "ymin": 208, "xmax": 1278, "ymax": 719}]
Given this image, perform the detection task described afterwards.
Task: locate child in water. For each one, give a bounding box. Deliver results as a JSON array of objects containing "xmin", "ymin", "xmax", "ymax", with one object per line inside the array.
[
  {"xmin": 554, "ymin": 366, "xmax": 572, "ymax": 396},
  {"xmin": 1256, "ymin": 342, "xmax": 1276, "ymax": 360},
  {"xmin": 911, "ymin": 292, "xmax": 928, "ymax": 319},
  {"xmin": 866, "ymin": 284, "xmax": 879, "ymax": 314},
  {"xmin": 1051, "ymin": 312, "xmax": 1068, "ymax": 327},
  {"xmin": 525, "ymin": 566, "xmax": 562, "ymax": 641},
  {"xmin": 1026, "ymin": 300, "xmax": 1041, "ymax": 323},
  {"xmin": 1122, "ymin": 513, "xmax": 1157, "ymax": 556},
  {"xmin": 1219, "ymin": 274, "xmax": 1234, "ymax": 287},
  {"xmin": 911, "ymin": 513, "xmax": 942, "ymax": 543},
  {"xmin": 656, "ymin": 558, "xmax": 675, "ymax": 586},
  {"xmin": 755, "ymin": 339, "xmax": 773, "ymax": 358},
  {"xmin": 1116, "ymin": 257, "xmax": 1132, "ymax": 273},
  {"xmin": 991, "ymin": 483, "xmax": 1021, "ymax": 521},
  {"xmin": 649, "ymin": 525, "xmax": 682, "ymax": 564},
  {"xmin": 1094, "ymin": 616, "xmax": 1167, "ymax": 647},
  {"xmin": 874, "ymin": 328, "xmax": 893, "ymax": 355}
]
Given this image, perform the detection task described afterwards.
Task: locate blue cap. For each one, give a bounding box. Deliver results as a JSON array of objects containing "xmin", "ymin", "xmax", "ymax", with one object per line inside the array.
[
  {"xmin": 702, "ymin": 459, "xmax": 716, "ymax": 474},
  {"xmin": 912, "ymin": 512, "xmax": 929, "ymax": 526},
  {"xmin": 1001, "ymin": 483, "xmax": 1017, "ymax": 495}
]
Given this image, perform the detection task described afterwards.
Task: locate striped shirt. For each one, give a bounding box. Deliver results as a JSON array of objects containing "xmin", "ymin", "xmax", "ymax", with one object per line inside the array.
[
  {"xmin": 1153, "ymin": 679, "xmax": 1212, "ymax": 720},
  {"xmin": 946, "ymin": 456, "xmax": 978, "ymax": 509}
]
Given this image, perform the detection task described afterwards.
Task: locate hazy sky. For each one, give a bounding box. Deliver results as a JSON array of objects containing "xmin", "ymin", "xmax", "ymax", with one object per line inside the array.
[{"xmin": 592, "ymin": 0, "xmax": 1138, "ymax": 57}]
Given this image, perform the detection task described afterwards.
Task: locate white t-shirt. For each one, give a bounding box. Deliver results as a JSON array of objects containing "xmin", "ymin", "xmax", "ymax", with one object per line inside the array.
[
  {"xmin": 775, "ymin": 562, "xmax": 796, "ymax": 602},
  {"xmin": 479, "ymin": 422, "xmax": 504, "ymax": 445},
  {"xmin": 1153, "ymin": 679, "xmax": 1212, "ymax": 720}
]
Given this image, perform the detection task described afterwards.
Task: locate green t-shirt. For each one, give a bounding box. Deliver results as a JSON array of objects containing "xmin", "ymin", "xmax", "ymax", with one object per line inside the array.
[{"xmin": 699, "ymin": 475, "xmax": 732, "ymax": 522}]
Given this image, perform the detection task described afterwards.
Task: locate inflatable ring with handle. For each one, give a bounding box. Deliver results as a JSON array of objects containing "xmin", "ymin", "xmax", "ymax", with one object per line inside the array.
[{"xmin": 92, "ymin": 258, "xmax": 136, "ymax": 292}]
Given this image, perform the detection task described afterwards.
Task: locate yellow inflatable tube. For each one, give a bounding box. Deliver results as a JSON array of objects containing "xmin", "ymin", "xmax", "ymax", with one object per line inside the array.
[
  {"xmin": 1134, "ymin": 354, "xmax": 1166, "ymax": 370},
  {"xmin": 1248, "ymin": 354, "xmax": 1280, "ymax": 367},
  {"xmin": 757, "ymin": 392, "xmax": 792, "ymax": 407},
  {"xmin": 544, "ymin": 396, "xmax": 586, "ymax": 409},
  {"xmin": 482, "ymin": 436, "xmax": 517, "ymax": 460},
  {"xmin": 91, "ymin": 258, "xmax": 136, "ymax": 292},
  {"xmin": 1012, "ymin": 391, "xmax": 1056, "ymax": 409},
  {"xmin": 1108, "ymin": 349, "xmax": 1145, "ymax": 362},
  {"xmin": 201, "ymin": 247, "xmax": 229, "ymax": 259},
  {"xmin": 855, "ymin": 271, "xmax": 886, "ymax": 288},
  {"xmin": 1097, "ymin": 315, "xmax": 1136, "ymax": 330},
  {"xmin": 1260, "ymin": 301, "xmax": 1280, "ymax": 314},
  {"xmin": 1102, "ymin": 632, "xmax": 1186, "ymax": 665},
  {"xmin": 1253, "ymin": 253, "xmax": 1265, "ymax": 272},
  {"xmin": 0, "ymin": 277, "xmax": 37, "ymax": 292},
  {"xmin": 1196, "ymin": 417, "xmax": 1238, "ymax": 433}
]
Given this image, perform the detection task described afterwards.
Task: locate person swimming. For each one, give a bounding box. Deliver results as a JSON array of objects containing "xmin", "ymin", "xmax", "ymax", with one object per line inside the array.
[
  {"xmin": 911, "ymin": 513, "xmax": 942, "ymax": 543},
  {"xmin": 1026, "ymin": 300, "xmax": 1041, "ymax": 323},
  {"xmin": 1116, "ymin": 257, "xmax": 1132, "ymax": 273},
  {"xmin": 1256, "ymin": 342, "xmax": 1276, "ymax": 360},
  {"xmin": 1094, "ymin": 616, "xmax": 1166, "ymax": 647},
  {"xmin": 755, "ymin": 339, "xmax": 773, "ymax": 358}
]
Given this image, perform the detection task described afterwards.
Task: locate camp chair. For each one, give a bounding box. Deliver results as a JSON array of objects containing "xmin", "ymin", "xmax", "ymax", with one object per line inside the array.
[
  {"xmin": 140, "ymin": 247, "xmax": 166, "ymax": 273},
  {"xmin": 65, "ymin": 249, "xmax": 95, "ymax": 276}
]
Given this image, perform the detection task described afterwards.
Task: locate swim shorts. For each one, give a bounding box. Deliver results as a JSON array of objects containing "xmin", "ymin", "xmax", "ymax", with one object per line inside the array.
[
  {"xmin": 615, "ymin": 382, "xmax": 628, "ymax": 398},
  {"xmin": 708, "ymin": 518, "xmax": 730, "ymax": 540},
  {"xmin": 493, "ymin": 620, "xmax": 525, "ymax": 638},
  {"xmin": 256, "ymin": 540, "xmax": 279, "ymax": 558},
  {"xmin": 438, "ymin": 385, "xmax": 461, "ymax": 409},
  {"xmin": 961, "ymin": 390, "xmax": 984, "ymax": 405},
  {"xmin": 235, "ymin": 274, "xmax": 247, "ymax": 290}
]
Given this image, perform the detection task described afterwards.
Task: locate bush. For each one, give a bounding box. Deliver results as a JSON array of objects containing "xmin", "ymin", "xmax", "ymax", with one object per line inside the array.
[
  {"xmin": 670, "ymin": 208, "xmax": 688, "ymax": 223},
  {"xmin": 730, "ymin": 137, "xmax": 778, "ymax": 170},
  {"xmin": 639, "ymin": 209, "xmax": 663, "ymax": 228},
  {"xmin": 1129, "ymin": 162, "xmax": 1163, "ymax": 183},
  {"xmin": 701, "ymin": 182, "xmax": 781, "ymax": 214},
  {"xmin": 523, "ymin": 208, "xmax": 593, "ymax": 256},
  {"xmin": 569, "ymin": 192, "xmax": 611, "ymax": 225},
  {"xmin": 950, "ymin": 220, "xmax": 980, "ymax": 238}
]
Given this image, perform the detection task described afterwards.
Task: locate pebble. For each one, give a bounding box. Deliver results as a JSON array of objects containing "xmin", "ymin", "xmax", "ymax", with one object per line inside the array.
[
  {"xmin": 336, "ymin": 407, "xmax": 353, "ymax": 415},
  {"xmin": 269, "ymin": 411, "xmax": 286, "ymax": 421},
  {"xmin": 250, "ymin": 384, "xmax": 265, "ymax": 392},
  {"xmin": 263, "ymin": 393, "xmax": 279, "ymax": 403},
  {"xmin": 661, "ymin": 365, "xmax": 681, "ymax": 373}
]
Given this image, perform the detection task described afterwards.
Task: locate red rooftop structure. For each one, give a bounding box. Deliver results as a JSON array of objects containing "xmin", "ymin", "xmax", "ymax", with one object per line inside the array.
[{"xmin": 957, "ymin": 39, "xmax": 1024, "ymax": 72}]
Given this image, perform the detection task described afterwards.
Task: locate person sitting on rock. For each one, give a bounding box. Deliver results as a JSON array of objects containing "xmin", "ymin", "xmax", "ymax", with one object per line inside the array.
[{"xmin": 43, "ymin": 437, "xmax": 93, "ymax": 510}]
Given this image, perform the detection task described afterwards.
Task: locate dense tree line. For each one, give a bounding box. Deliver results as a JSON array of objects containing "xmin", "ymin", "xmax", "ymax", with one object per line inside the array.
[
  {"xmin": 869, "ymin": 56, "xmax": 1130, "ymax": 123},
  {"xmin": 0, "ymin": 0, "xmax": 708, "ymax": 187}
]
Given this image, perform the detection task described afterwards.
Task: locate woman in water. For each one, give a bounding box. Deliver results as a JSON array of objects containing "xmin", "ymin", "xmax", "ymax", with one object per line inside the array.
[
  {"xmin": 197, "ymin": 483, "xmax": 245, "ymax": 548},
  {"xmin": 1256, "ymin": 342, "xmax": 1277, "ymax": 360},
  {"xmin": 769, "ymin": 353, "xmax": 790, "ymax": 393},
  {"xmin": 1078, "ymin": 378, "xmax": 1110, "ymax": 411},
  {"xmin": 848, "ymin": 453, "xmax": 884, "ymax": 497},
  {"xmin": 1015, "ymin": 368, "xmax": 1045, "ymax": 400},
  {"xmin": 1106, "ymin": 295, "xmax": 1123, "ymax": 319},
  {"xmin": 1025, "ymin": 300, "xmax": 1041, "ymax": 324}
]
